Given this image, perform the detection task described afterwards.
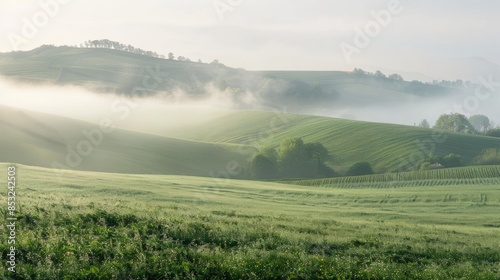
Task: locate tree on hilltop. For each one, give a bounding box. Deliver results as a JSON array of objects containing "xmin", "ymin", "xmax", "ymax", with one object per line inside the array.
[
  {"xmin": 434, "ymin": 113, "xmax": 475, "ymax": 133},
  {"xmin": 418, "ymin": 119, "xmax": 430, "ymax": 128},
  {"xmin": 469, "ymin": 114, "xmax": 494, "ymax": 134}
]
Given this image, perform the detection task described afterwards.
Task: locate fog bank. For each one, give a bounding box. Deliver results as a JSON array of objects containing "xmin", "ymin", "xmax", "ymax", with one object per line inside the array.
[{"xmin": 0, "ymin": 78, "xmax": 498, "ymax": 131}]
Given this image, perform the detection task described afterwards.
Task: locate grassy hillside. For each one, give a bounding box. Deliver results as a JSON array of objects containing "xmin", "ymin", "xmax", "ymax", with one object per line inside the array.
[
  {"xmin": 0, "ymin": 45, "xmax": 225, "ymax": 93},
  {"xmin": 260, "ymin": 70, "xmax": 454, "ymax": 105},
  {"xmin": 167, "ymin": 110, "xmax": 500, "ymax": 172},
  {"xmin": 0, "ymin": 45, "xmax": 496, "ymax": 176},
  {"xmin": 0, "ymin": 105, "xmax": 253, "ymax": 176},
  {"xmin": 1, "ymin": 163, "xmax": 499, "ymax": 279},
  {"xmin": 2, "ymin": 103, "xmax": 499, "ymax": 176}
]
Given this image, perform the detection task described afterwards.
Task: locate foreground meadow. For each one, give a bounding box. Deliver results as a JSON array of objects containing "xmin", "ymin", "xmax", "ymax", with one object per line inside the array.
[{"xmin": 1, "ymin": 164, "xmax": 499, "ymax": 279}]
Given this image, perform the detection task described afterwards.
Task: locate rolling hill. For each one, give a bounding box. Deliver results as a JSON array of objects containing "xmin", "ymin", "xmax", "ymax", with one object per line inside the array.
[
  {"xmin": 165, "ymin": 110, "xmax": 500, "ymax": 172},
  {"xmin": 1, "ymin": 45, "xmax": 499, "ymax": 279},
  {"xmin": 2, "ymin": 103, "xmax": 499, "ymax": 176},
  {"xmin": 0, "ymin": 45, "xmax": 458, "ymax": 114},
  {"xmin": 0, "ymin": 45, "xmax": 498, "ymax": 176},
  {"xmin": 0, "ymin": 104, "xmax": 253, "ymax": 176}
]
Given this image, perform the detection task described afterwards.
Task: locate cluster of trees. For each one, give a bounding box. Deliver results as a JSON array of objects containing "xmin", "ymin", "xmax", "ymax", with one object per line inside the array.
[
  {"xmin": 352, "ymin": 68, "xmax": 477, "ymax": 89},
  {"xmin": 418, "ymin": 149, "xmax": 500, "ymax": 170},
  {"xmin": 352, "ymin": 68, "xmax": 403, "ymax": 81},
  {"xmin": 79, "ymin": 39, "xmax": 221, "ymax": 65},
  {"xmin": 415, "ymin": 115, "xmax": 500, "ymax": 169},
  {"xmin": 81, "ymin": 39, "xmax": 166, "ymax": 59},
  {"xmin": 250, "ymin": 138, "xmax": 336, "ymax": 179},
  {"xmin": 250, "ymin": 138, "xmax": 376, "ymax": 180},
  {"xmin": 419, "ymin": 114, "xmax": 499, "ymax": 137},
  {"xmin": 249, "ymin": 135, "xmax": 497, "ymax": 180},
  {"xmin": 429, "ymin": 79, "xmax": 475, "ymax": 89},
  {"xmin": 352, "ymin": 69, "xmax": 455, "ymax": 96}
]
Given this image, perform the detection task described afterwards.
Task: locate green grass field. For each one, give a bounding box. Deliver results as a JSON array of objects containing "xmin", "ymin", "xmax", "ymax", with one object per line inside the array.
[{"xmin": 1, "ymin": 164, "xmax": 499, "ymax": 279}]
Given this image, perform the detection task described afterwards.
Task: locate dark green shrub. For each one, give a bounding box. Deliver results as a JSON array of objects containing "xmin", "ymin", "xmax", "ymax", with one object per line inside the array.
[
  {"xmin": 250, "ymin": 154, "xmax": 278, "ymax": 179},
  {"xmin": 347, "ymin": 162, "xmax": 373, "ymax": 176},
  {"xmin": 420, "ymin": 162, "xmax": 431, "ymax": 171},
  {"xmin": 474, "ymin": 148, "xmax": 500, "ymax": 165},
  {"xmin": 425, "ymin": 153, "xmax": 464, "ymax": 168},
  {"xmin": 441, "ymin": 154, "xmax": 464, "ymax": 168}
]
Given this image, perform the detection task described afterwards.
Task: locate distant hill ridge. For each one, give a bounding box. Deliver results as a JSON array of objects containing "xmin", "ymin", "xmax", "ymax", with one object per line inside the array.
[{"xmin": 0, "ymin": 45, "xmax": 465, "ymax": 114}]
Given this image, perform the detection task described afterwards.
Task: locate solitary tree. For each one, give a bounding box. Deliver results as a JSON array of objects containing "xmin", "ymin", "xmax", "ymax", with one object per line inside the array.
[
  {"xmin": 168, "ymin": 52, "xmax": 174, "ymax": 60},
  {"xmin": 468, "ymin": 114, "xmax": 493, "ymax": 134},
  {"xmin": 418, "ymin": 119, "xmax": 430, "ymax": 128}
]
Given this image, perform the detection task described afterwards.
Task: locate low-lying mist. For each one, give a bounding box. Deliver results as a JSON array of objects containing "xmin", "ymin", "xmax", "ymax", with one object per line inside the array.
[
  {"xmin": 0, "ymin": 77, "xmax": 498, "ymax": 134},
  {"xmin": 0, "ymin": 78, "xmax": 234, "ymax": 134},
  {"xmin": 324, "ymin": 93, "xmax": 500, "ymax": 127}
]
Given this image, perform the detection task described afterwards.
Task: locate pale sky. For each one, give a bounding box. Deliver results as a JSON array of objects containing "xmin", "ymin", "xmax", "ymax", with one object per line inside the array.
[{"xmin": 1, "ymin": 0, "xmax": 499, "ymax": 81}]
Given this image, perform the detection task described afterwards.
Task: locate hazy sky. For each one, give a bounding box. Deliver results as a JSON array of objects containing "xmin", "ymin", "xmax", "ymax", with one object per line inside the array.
[{"xmin": 1, "ymin": 0, "xmax": 499, "ymax": 80}]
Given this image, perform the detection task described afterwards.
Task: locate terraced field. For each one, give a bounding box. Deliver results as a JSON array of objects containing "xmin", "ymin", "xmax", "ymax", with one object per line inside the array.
[{"xmin": 280, "ymin": 165, "xmax": 500, "ymax": 188}]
